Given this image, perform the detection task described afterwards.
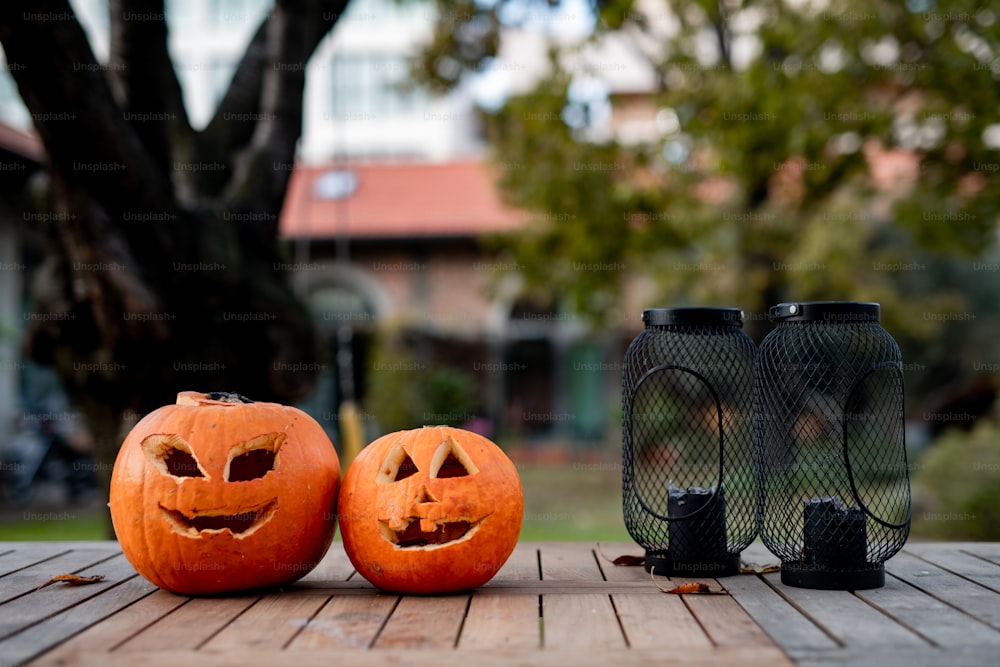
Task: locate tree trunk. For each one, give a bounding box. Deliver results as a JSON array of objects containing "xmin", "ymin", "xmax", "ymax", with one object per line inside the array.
[{"xmin": 0, "ymin": 0, "xmax": 351, "ymax": 529}]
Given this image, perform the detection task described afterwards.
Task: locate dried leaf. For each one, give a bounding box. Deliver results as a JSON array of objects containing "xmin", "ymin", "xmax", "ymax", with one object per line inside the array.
[
  {"xmin": 612, "ymin": 554, "xmax": 646, "ymax": 566},
  {"xmin": 595, "ymin": 543, "xmax": 645, "ymax": 566},
  {"xmin": 36, "ymin": 574, "xmax": 106, "ymax": 591},
  {"xmin": 740, "ymin": 561, "xmax": 781, "ymax": 575},
  {"xmin": 649, "ymin": 567, "xmax": 728, "ymax": 595}
]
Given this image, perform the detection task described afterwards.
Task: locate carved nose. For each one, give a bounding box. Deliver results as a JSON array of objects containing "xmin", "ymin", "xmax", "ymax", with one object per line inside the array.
[{"xmin": 414, "ymin": 486, "xmax": 439, "ymax": 504}]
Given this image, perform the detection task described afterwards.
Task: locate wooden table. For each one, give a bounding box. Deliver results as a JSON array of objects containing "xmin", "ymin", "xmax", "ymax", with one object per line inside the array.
[{"xmin": 0, "ymin": 540, "xmax": 998, "ymax": 666}]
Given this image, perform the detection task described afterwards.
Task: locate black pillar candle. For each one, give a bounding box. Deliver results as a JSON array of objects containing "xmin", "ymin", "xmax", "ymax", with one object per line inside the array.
[
  {"xmin": 803, "ymin": 497, "xmax": 868, "ymax": 568},
  {"xmin": 667, "ymin": 484, "xmax": 728, "ymax": 561}
]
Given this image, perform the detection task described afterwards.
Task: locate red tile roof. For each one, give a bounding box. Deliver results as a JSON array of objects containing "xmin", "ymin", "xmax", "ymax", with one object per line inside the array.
[{"xmin": 280, "ymin": 160, "xmax": 526, "ymax": 240}]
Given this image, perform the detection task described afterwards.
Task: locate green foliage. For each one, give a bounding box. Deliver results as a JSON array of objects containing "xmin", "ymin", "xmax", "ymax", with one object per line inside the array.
[
  {"xmin": 422, "ymin": 366, "xmax": 477, "ymax": 427},
  {"xmin": 364, "ymin": 333, "xmax": 478, "ymax": 432},
  {"xmin": 417, "ymin": 0, "xmax": 1000, "ymax": 416},
  {"xmin": 911, "ymin": 413, "xmax": 1000, "ymax": 540},
  {"xmin": 364, "ymin": 334, "xmax": 422, "ymax": 433},
  {"xmin": 476, "ymin": 0, "xmax": 1000, "ymax": 327}
]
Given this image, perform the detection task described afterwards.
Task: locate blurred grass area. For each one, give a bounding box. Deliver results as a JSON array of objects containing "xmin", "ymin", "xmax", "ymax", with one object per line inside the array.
[
  {"xmin": 0, "ymin": 511, "xmax": 107, "ymax": 540},
  {"xmin": 4, "ymin": 441, "xmax": 997, "ymax": 543},
  {"xmin": 910, "ymin": 414, "xmax": 1000, "ymax": 541},
  {"xmin": 517, "ymin": 462, "xmax": 630, "ymax": 541},
  {"xmin": 0, "ymin": 462, "xmax": 632, "ymax": 543}
]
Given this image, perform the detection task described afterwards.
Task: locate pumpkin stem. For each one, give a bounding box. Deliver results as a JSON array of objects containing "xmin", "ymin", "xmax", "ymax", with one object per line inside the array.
[{"xmin": 206, "ymin": 392, "xmax": 255, "ymax": 404}]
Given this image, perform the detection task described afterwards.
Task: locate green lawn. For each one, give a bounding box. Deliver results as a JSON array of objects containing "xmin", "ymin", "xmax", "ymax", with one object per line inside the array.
[
  {"xmin": 517, "ymin": 463, "xmax": 631, "ymax": 541},
  {"xmin": 0, "ymin": 511, "xmax": 108, "ymax": 541}
]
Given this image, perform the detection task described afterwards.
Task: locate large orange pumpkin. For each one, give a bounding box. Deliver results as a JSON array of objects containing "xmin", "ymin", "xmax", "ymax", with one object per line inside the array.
[
  {"xmin": 109, "ymin": 391, "xmax": 340, "ymax": 595},
  {"xmin": 338, "ymin": 426, "xmax": 523, "ymax": 594}
]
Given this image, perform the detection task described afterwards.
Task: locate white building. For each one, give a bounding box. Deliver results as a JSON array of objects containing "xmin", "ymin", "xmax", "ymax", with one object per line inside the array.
[{"xmin": 1, "ymin": 0, "xmax": 484, "ymax": 162}]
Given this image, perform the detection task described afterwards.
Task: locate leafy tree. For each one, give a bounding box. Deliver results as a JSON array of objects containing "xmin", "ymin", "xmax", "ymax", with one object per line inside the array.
[
  {"xmin": 418, "ymin": 0, "xmax": 1000, "ymax": 416},
  {"xmin": 0, "ymin": 0, "xmax": 350, "ymax": 499}
]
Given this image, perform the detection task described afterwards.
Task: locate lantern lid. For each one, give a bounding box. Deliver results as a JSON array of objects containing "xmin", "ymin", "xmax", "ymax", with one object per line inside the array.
[
  {"xmin": 769, "ymin": 301, "xmax": 880, "ymax": 323},
  {"xmin": 642, "ymin": 307, "xmax": 744, "ymax": 327}
]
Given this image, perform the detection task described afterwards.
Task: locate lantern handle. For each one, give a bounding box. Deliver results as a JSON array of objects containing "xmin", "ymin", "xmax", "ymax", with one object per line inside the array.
[
  {"xmin": 625, "ymin": 364, "xmax": 725, "ymax": 523},
  {"xmin": 842, "ymin": 362, "xmax": 912, "ymax": 530}
]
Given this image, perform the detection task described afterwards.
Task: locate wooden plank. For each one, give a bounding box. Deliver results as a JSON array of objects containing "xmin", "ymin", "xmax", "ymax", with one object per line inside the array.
[
  {"xmin": 38, "ymin": 646, "xmax": 799, "ymax": 667},
  {"xmin": 118, "ymin": 595, "xmax": 259, "ymax": 651},
  {"xmin": 0, "ymin": 548, "xmax": 118, "ymax": 606},
  {"xmin": 961, "ymin": 543, "xmax": 1000, "ymax": 566},
  {"xmin": 886, "ymin": 551, "xmax": 1000, "ymax": 629},
  {"xmin": 458, "ymin": 592, "xmax": 539, "ymax": 649},
  {"xmin": 0, "ymin": 545, "xmax": 70, "ymax": 577},
  {"xmin": 0, "ymin": 568, "xmax": 156, "ymax": 665},
  {"xmin": 483, "ymin": 541, "xmax": 540, "ymax": 584},
  {"xmin": 764, "ymin": 572, "xmax": 925, "ymax": 648},
  {"xmin": 595, "ymin": 542, "xmax": 648, "ymax": 583},
  {"xmin": 612, "ymin": 593, "xmax": 712, "ymax": 649},
  {"xmin": 542, "ymin": 594, "xmax": 625, "ymax": 650},
  {"xmin": 538, "ymin": 543, "xmax": 603, "ymax": 582},
  {"xmin": 287, "ymin": 594, "xmax": 396, "ymax": 649},
  {"xmin": 724, "ymin": 573, "xmax": 838, "ymax": 652},
  {"xmin": 791, "ymin": 645, "xmax": 1000, "ymax": 667},
  {"xmin": 903, "ymin": 543, "xmax": 1000, "ymax": 592},
  {"xmin": 295, "ymin": 542, "xmax": 357, "ymax": 585},
  {"xmin": 857, "ymin": 575, "xmax": 1000, "ymax": 647},
  {"xmin": 684, "ymin": 591, "xmax": 777, "ymax": 648},
  {"xmin": 200, "ymin": 593, "xmax": 329, "ymax": 651},
  {"xmin": 466, "ymin": 581, "xmax": 659, "ymax": 596},
  {"xmin": 373, "ymin": 594, "xmax": 469, "ymax": 649},
  {"xmin": 29, "ymin": 589, "xmax": 188, "ymax": 663},
  {"xmin": 0, "ymin": 551, "xmax": 126, "ymax": 639}
]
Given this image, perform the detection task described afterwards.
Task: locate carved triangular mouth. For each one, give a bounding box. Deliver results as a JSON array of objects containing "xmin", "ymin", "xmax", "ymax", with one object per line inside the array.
[
  {"xmin": 379, "ymin": 516, "xmax": 484, "ymax": 549},
  {"xmin": 160, "ymin": 499, "xmax": 277, "ymax": 538}
]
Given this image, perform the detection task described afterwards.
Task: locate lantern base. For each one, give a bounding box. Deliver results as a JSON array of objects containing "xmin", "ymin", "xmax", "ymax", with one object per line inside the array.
[
  {"xmin": 644, "ymin": 551, "xmax": 741, "ymax": 577},
  {"xmin": 780, "ymin": 561, "xmax": 885, "ymax": 590}
]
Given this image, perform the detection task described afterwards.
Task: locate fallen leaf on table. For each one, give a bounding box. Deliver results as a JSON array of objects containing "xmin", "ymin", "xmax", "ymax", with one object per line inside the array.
[
  {"xmin": 36, "ymin": 574, "xmax": 106, "ymax": 591},
  {"xmin": 740, "ymin": 561, "xmax": 781, "ymax": 575},
  {"xmin": 595, "ymin": 543, "xmax": 645, "ymax": 566},
  {"xmin": 649, "ymin": 568, "xmax": 728, "ymax": 595}
]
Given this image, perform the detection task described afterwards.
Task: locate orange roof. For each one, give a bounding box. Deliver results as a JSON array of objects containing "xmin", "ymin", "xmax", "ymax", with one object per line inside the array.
[{"xmin": 280, "ymin": 160, "xmax": 526, "ymax": 240}]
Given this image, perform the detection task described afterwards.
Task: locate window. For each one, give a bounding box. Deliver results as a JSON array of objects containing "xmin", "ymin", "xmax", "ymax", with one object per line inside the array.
[{"xmin": 330, "ymin": 54, "xmax": 428, "ymax": 118}]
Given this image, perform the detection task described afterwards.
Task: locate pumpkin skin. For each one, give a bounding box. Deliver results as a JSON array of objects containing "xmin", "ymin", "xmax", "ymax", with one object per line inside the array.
[
  {"xmin": 109, "ymin": 391, "xmax": 340, "ymax": 595},
  {"xmin": 339, "ymin": 426, "xmax": 523, "ymax": 594}
]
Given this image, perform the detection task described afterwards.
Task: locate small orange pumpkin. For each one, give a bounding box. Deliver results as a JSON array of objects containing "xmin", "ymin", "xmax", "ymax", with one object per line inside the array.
[
  {"xmin": 109, "ymin": 391, "xmax": 340, "ymax": 595},
  {"xmin": 338, "ymin": 426, "xmax": 523, "ymax": 594}
]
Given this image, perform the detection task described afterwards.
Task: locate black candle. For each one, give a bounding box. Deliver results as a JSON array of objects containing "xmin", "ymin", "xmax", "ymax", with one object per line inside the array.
[
  {"xmin": 803, "ymin": 497, "xmax": 868, "ymax": 567},
  {"xmin": 667, "ymin": 484, "xmax": 728, "ymax": 560}
]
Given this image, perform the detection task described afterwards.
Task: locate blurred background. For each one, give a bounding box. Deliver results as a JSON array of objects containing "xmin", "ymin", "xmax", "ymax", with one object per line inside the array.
[{"xmin": 0, "ymin": 0, "xmax": 997, "ymax": 541}]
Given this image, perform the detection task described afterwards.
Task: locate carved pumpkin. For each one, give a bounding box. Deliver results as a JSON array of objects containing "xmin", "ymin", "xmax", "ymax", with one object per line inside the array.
[
  {"xmin": 338, "ymin": 426, "xmax": 523, "ymax": 594},
  {"xmin": 109, "ymin": 391, "xmax": 340, "ymax": 595}
]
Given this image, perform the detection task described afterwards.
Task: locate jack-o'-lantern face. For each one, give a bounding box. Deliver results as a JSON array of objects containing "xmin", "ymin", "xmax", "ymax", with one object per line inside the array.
[
  {"xmin": 375, "ymin": 434, "xmax": 485, "ymax": 548},
  {"xmin": 339, "ymin": 426, "xmax": 523, "ymax": 594},
  {"xmin": 140, "ymin": 432, "xmax": 283, "ymax": 538},
  {"xmin": 110, "ymin": 392, "xmax": 340, "ymax": 595}
]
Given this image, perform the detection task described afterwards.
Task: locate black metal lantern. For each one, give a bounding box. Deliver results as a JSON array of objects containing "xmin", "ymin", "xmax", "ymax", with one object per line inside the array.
[
  {"xmin": 622, "ymin": 307, "xmax": 757, "ymax": 576},
  {"xmin": 755, "ymin": 302, "xmax": 911, "ymax": 590}
]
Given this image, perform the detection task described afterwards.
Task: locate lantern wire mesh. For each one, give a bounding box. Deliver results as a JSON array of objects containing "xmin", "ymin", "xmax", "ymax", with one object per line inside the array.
[
  {"xmin": 754, "ymin": 303, "xmax": 911, "ymax": 590},
  {"xmin": 622, "ymin": 309, "xmax": 757, "ymax": 576}
]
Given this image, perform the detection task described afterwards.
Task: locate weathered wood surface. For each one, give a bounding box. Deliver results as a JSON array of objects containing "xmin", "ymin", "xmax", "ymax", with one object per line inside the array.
[{"xmin": 0, "ymin": 541, "xmax": 995, "ymax": 666}]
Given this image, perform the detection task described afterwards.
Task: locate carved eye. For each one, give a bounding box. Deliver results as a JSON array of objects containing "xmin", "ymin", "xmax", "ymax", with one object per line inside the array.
[
  {"xmin": 378, "ymin": 444, "xmax": 419, "ymax": 485},
  {"xmin": 430, "ymin": 437, "xmax": 478, "ymax": 478},
  {"xmin": 226, "ymin": 433, "xmax": 284, "ymax": 482},
  {"xmin": 142, "ymin": 435, "xmax": 205, "ymax": 479}
]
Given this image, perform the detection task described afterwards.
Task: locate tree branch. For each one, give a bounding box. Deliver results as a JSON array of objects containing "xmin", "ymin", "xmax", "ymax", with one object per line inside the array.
[
  {"xmin": 0, "ymin": 0, "xmax": 174, "ymax": 218},
  {"xmin": 108, "ymin": 0, "xmax": 194, "ymax": 178},
  {"xmin": 225, "ymin": 0, "xmax": 349, "ymax": 228},
  {"xmin": 200, "ymin": 20, "xmax": 268, "ymax": 163}
]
